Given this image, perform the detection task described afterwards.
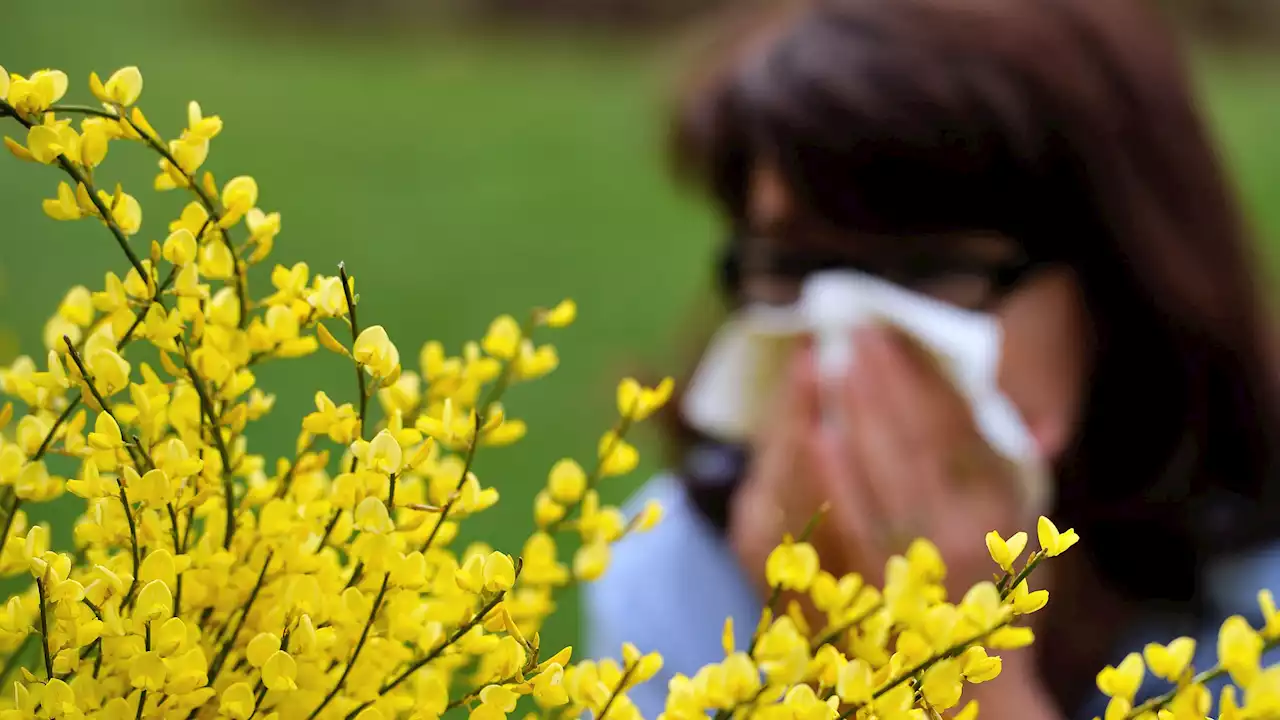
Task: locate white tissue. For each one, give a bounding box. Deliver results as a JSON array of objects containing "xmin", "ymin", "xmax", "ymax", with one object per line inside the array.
[{"xmin": 681, "ymin": 270, "xmax": 1052, "ymax": 518}]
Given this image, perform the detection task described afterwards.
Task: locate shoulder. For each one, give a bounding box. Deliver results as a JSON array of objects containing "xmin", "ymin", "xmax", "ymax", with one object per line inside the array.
[{"xmin": 583, "ymin": 476, "xmax": 760, "ymax": 711}]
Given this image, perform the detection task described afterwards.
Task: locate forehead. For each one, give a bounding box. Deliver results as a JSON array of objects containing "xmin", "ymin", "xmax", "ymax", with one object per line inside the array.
[{"xmin": 744, "ymin": 162, "xmax": 1023, "ymax": 266}]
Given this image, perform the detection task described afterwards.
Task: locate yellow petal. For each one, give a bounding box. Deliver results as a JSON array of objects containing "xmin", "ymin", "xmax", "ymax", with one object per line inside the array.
[
  {"xmin": 104, "ymin": 66, "xmax": 143, "ymax": 106},
  {"xmin": 316, "ymin": 322, "xmax": 350, "ymax": 356},
  {"xmin": 26, "ymin": 124, "xmax": 64, "ymax": 164},
  {"xmin": 162, "ymin": 228, "xmax": 197, "ymax": 265},
  {"xmin": 544, "ymin": 298, "xmax": 576, "ymax": 327},
  {"xmin": 262, "ymin": 650, "xmax": 298, "ymax": 691},
  {"xmin": 89, "ymin": 71, "xmax": 109, "ymax": 104},
  {"xmin": 4, "ymin": 136, "xmax": 35, "ymax": 162}
]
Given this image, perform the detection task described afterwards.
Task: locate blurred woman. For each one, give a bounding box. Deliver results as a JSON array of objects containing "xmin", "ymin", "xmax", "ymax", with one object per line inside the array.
[{"xmin": 586, "ymin": 0, "xmax": 1280, "ymax": 717}]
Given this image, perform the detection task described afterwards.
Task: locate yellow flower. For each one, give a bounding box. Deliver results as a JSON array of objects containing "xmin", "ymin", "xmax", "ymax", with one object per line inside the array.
[
  {"xmin": 25, "ymin": 123, "xmax": 67, "ymax": 164},
  {"xmin": 86, "ymin": 411, "xmax": 124, "ymax": 451},
  {"xmin": 130, "ymin": 650, "xmax": 167, "ymax": 691},
  {"xmin": 1096, "ymin": 652, "xmax": 1145, "ymax": 703},
  {"xmin": 80, "ymin": 121, "xmax": 110, "ymax": 167},
  {"xmin": 542, "ymin": 299, "xmax": 576, "ymax": 328},
  {"xmin": 953, "ymin": 701, "xmax": 980, "ymax": 720},
  {"xmin": 754, "ymin": 616, "xmax": 810, "ymax": 686},
  {"xmin": 482, "ymin": 315, "xmax": 521, "ymax": 360},
  {"xmin": 93, "ymin": 186, "xmax": 143, "ymax": 236},
  {"xmin": 356, "ymin": 429, "xmax": 404, "ymax": 475},
  {"xmin": 353, "ymin": 325, "xmax": 401, "ymax": 381},
  {"xmin": 1143, "ymin": 637, "xmax": 1195, "ymax": 682},
  {"xmin": 1219, "ymin": 615, "xmax": 1264, "ymax": 686},
  {"xmin": 220, "ymin": 175, "xmax": 259, "ymax": 226},
  {"xmin": 960, "ymin": 646, "xmax": 1002, "ymax": 683},
  {"xmin": 483, "ymin": 551, "xmax": 517, "ymax": 592},
  {"xmin": 262, "ymin": 650, "xmax": 298, "ymax": 691},
  {"xmin": 354, "ymin": 496, "xmax": 395, "ymax": 534},
  {"xmin": 836, "ymin": 657, "xmax": 873, "ymax": 704},
  {"xmin": 219, "ymin": 682, "xmax": 255, "ymax": 720},
  {"xmin": 632, "ymin": 499, "xmax": 662, "ymax": 532},
  {"xmin": 987, "ymin": 625, "xmax": 1035, "ymax": 649},
  {"xmin": 547, "ymin": 458, "xmax": 586, "ymax": 504},
  {"xmin": 573, "ymin": 541, "xmax": 610, "ymax": 582},
  {"xmin": 66, "ymin": 460, "xmax": 118, "ymax": 500},
  {"xmin": 90, "ymin": 66, "xmax": 144, "ymax": 106},
  {"xmin": 984, "ymin": 530, "xmax": 1027, "ymax": 573},
  {"xmin": 616, "ymin": 377, "xmax": 674, "ymax": 421},
  {"xmin": 1036, "ymin": 515, "xmax": 1080, "ymax": 557},
  {"xmin": 765, "ymin": 537, "xmax": 820, "ymax": 592},
  {"xmin": 247, "ymin": 632, "xmax": 281, "ymax": 667},
  {"xmin": 958, "ymin": 581, "xmax": 1006, "ymax": 629},
  {"xmin": 1260, "ymin": 589, "xmax": 1280, "ymax": 639},
  {"xmin": 163, "ymin": 228, "xmax": 198, "ymax": 266},
  {"xmin": 597, "ymin": 431, "xmax": 638, "ymax": 478},
  {"xmin": 7, "ymin": 69, "xmax": 68, "ymax": 115},
  {"xmin": 42, "ymin": 181, "xmax": 83, "ymax": 221},
  {"xmin": 135, "ymin": 580, "xmax": 173, "ymax": 623},
  {"xmin": 1008, "ymin": 579, "xmax": 1049, "ymax": 615},
  {"xmin": 921, "ymin": 657, "xmax": 964, "ymax": 711},
  {"xmin": 133, "ymin": 467, "xmax": 175, "ymax": 506}
]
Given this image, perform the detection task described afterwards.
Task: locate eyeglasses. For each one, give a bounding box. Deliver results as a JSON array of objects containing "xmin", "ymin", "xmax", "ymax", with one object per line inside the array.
[{"xmin": 718, "ymin": 230, "xmax": 1041, "ymax": 310}]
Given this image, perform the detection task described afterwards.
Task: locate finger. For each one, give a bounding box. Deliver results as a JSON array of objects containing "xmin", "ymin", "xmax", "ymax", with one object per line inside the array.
[
  {"xmin": 841, "ymin": 331, "xmax": 921, "ymax": 527},
  {"xmin": 804, "ymin": 429, "xmax": 882, "ymax": 578},
  {"xmin": 861, "ymin": 325, "xmax": 973, "ymax": 447},
  {"xmin": 861, "ymin": 326, "xmax": 1017, "ymax": 514},
  {"xmin": 783, "ymin": 339, "xmax": 823, "ymax": 437},
  {"xmin": 750, "ymin": 342, "xmax": 823, "ymax": 536},
  {"xmin": 850, "ymin": 326, "xmax": 956, "ymax": 534}
]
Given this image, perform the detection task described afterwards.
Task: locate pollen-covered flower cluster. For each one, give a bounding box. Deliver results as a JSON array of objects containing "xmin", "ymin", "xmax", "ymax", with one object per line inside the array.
[{"xmin": 0, "ymin": 65, "xmax": 669, "ymax": 719}]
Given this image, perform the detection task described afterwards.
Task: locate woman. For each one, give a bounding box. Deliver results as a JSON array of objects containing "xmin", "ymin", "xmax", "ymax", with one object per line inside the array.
[{"xmin": 586, "ymin": 0, "xmax": 1280, "ymax": 717}]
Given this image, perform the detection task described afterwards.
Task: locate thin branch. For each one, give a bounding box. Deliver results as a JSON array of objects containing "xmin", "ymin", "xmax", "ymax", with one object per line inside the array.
[
  {"xmin": 205, "ymin": 551, "xmax": 273, "ymax": 688},
  {"xmin": 35, "ymin": 577, "xmax": 53, "ymax": 678},
  {"xmin": 0, "ymin": 99, "xmax": 146, "ymax": 279},
  {"xmin": 307, "ymin": 573, "xmax": 391, "ymax": 720},
  {"xmin": 344, "ymin": 561, "xmax": 523, "ymax": 719},
  {"xmin": 419, "ymin": 413, "xmax": 484, "ymax": 554},
  {"xmin": 180, "ymin": 349, "xmax": 236, "ymax": 548},
  {"xmin": 136, "ymin": 621, "xmax": 152, "ymax": 720},
  {"xmin": 339, "ymin": 264, "xmax": 367, "ymax": 474},
  {"xmin": 118, "ymin": 484, "xmax": 142, "ymax": 607},
  {"xmin": 598, "ymin": 662, "xmax": 641, "ymax": 720}
]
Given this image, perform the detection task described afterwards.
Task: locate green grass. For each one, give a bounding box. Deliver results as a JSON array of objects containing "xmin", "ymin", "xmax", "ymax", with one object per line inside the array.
[{"xmin": 3, "ymin": 2, "xmax": 1280, "ymax": 658}]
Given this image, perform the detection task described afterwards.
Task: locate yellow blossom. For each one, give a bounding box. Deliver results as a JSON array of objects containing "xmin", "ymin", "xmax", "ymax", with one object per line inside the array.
[
  {"xmin": 984, "ymin": 530, "xmax": 1027, "ymax": 573},
  {"xmin": 1037, "ymin": 515, "xmax": 1080, "ymax": 557},
  {"xmin": 1144, "ymin": 637, "xmax": 1196, "ymax": 682},
  {"xmin": 90, "ymin": 66, "xmax": 144, "ymax": 106},
  {"xmin": 354, "ymin": 325, "xmax": 401, "ymax": 381},
  {"xmin": 765, "ymin": 537, "xmax": 820, "ymax": 592}
]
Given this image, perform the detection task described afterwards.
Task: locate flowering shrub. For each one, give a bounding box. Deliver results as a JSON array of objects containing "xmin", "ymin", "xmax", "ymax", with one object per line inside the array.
[{"xmin": 0, "ymin": 63, "xmax": 1278, "ymax": 720}]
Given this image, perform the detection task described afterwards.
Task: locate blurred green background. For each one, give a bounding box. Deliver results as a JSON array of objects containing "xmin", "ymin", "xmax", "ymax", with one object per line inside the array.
[{"xmin": 4, "ymin": 0, "xmax": 1280, "ymax": 655}]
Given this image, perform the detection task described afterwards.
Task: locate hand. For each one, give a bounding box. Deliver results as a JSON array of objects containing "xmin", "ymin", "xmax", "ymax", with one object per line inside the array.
[{"xmin": 729, "ymin": 324, "xmax": 1033, "ymax": 604}]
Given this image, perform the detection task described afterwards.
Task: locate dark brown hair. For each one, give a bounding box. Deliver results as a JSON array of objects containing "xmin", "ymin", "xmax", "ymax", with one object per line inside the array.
[{"xmin": 666, "ymin": 0, "xmax": 1280, "ymax": 707}]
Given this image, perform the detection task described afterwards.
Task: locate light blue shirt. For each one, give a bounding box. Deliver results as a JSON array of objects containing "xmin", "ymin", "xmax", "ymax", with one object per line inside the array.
[{"xmin": 585, "ymin": 475, "xmax": 1280, "ymax": 718}]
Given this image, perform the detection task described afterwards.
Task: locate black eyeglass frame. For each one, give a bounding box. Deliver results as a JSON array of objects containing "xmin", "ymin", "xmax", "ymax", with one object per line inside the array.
[{"xmin": 717, "ymin": 231, "xmax": 1043, "ymax": 308}]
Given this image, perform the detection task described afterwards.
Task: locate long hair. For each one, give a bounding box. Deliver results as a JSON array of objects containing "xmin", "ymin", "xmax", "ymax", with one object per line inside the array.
[{"xmin": 665, "ymin": 0, "xmax": 1280, "ymax": 706}]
